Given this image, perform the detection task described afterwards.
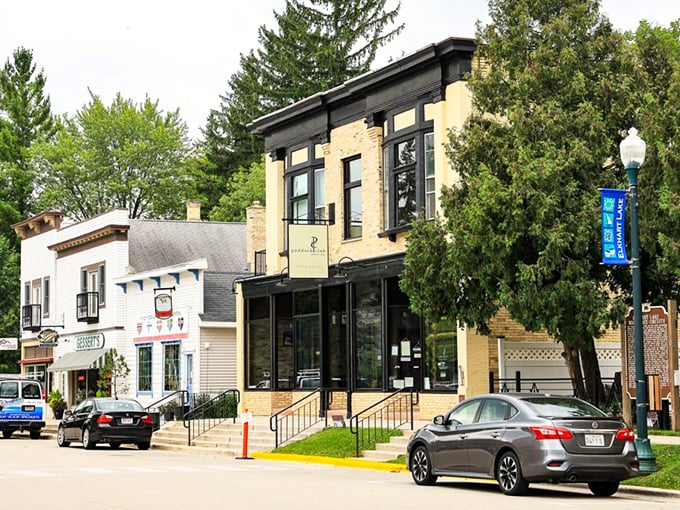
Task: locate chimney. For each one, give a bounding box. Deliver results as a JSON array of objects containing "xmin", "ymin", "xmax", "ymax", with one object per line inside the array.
[
  {"xmin": 186, "ymin": 199, "xmax": 201, "ymax": 221},
  {"xmin": 246, "ymin": 200, "xmax": 266, "ymax": 272}
]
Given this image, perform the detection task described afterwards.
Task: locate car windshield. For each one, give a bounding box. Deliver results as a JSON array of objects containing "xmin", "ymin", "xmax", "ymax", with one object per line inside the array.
[
  {"xmin": 521, "ymin": 396, "xmax": 607, "ymax": 418},
  {"xmin": 97, "ymin": 400, "xmax": 144, "ymax": 412}
]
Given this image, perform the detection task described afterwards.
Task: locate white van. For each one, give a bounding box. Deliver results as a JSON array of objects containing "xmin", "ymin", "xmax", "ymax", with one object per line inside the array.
[{"xmin": 0, "ymin": 377, "xmax": 46, "ymax": 439}]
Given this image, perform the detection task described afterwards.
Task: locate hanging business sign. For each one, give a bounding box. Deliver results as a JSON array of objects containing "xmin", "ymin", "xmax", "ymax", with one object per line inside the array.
[
  {"xmin": 155, "ymin": 293, "xmax": 173, "ymax": 319},
  {"xmin": 37, "ymin": 329, "xmax": 59, "ymax": 347},
  {"xmin": 288, "ymin": 223, "xmax": 329, "ymax": 279},
  {"xmin": 601, "ymin": 188, "xmax": 628, "ymax": 265}
]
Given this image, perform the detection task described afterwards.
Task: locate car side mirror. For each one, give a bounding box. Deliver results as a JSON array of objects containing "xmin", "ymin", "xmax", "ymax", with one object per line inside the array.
[
  {"xmin": 64, "ymin": 409, "xmax": 73, "ymax": 417},
  {"xmin": 433, "ymin": 415, "xmax": 445, "ymax": 426}
]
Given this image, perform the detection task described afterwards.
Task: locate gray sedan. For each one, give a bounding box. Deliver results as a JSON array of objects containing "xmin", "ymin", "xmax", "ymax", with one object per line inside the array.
[{"xmin": 407, "ymin": 393, "xmax": 640, "ymax": 496}]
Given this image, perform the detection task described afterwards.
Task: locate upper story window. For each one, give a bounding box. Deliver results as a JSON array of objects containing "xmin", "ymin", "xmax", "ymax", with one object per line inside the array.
[
  {"xmin": 42, "ymin": 277, "xmax": 50, "ymax": 318},
  {"xmin": 286, "ymin": 143, "xmax": 325, "ymax": 223},
  {"xmin": 382, "ymin": 101, "xmax": 435, "ymax": 232},
  {"xmin": 81, "ymin": 263, "xmax": 106, "ymax": 306},
  {"xmin": 344, "ymin": 156, "xmax": 362, "ymax": 239}
]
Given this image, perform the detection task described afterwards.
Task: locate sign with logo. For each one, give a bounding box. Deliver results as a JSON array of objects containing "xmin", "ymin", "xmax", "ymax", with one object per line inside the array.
[
  {"xmin": 601, "ymin": 188, "xmax": 628, "ymax": 265},
  {"xmin": 75, "ymin": 333, "xmax": 105, "ymax": 351},
  {"xmin": 288, "ymin": 223, "xmax": 329, "ymax": 279},
  {"xmin": 37, "ymin": 329, "xmax": 59, "ymax": 347},
  {"xmin": 0, "ymin": 338, "xmax": 18, "ymax": 350},
  {"xmin": 155, "ymin": 293, "xmax": 173, "ymax": 319}
]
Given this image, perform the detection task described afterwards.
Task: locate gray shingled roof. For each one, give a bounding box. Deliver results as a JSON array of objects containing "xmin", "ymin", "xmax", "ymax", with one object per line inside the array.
[
  {"xmin": 200, "ymin": 272, "xmax": 249, "ymax": 322},
  {"xmin": 128, "ymin": 219, "xmax": 247, "ymax": 273}
]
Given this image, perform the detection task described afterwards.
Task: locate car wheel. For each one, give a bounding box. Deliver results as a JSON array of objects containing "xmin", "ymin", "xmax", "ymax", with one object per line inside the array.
[
  {"xmin": 588, "ymin": 481, "xmax": 619, "ymax": 497},
  {"xmin": 496, "ymin": 451, "xmax": 529, "ymax": 496},
  {"xmin": 2, "ymin": 429, "xmax": 13, "ymax": 439},
  {"xmin": 57, "ymin": 426, "xmax": 70, "ymax": 447},
  {"xmin": 29, "ymin": 430, "xmax": 41, "ymax": 440},
  {"xmin": 82, "ymin": 428, "xmax": 96, "ymax": 449},
  {"xmin": 410, "ymin": 445, "xmax": 438, "ymax": 485},
  {"xmin": 137, "ymin": 441, "xmax": 151, "ymax": 451}
]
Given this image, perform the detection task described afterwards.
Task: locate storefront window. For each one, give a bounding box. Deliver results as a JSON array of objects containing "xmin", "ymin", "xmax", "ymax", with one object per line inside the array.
[
  {"xmin": 324, "ymin": 285, "xmax": 347, "ymax": 389},
  {"xmin": 137, "ymin": 344, "xmax": 152, "ymax": 392},
  {"xmin": 424, "ymin": 319, "xmax": 457, "ymax": 391},
  {"xmin": 275, "ymin": 294, "xmax": 294, "ymax": 389},
  {"xmin": 163, "ymin": 343, "xmax": 180, "ymax": 392},
  {"xmin": 247, "ymin": 296, "xmax": 271, "ymax": 389},
  {"xmin": 294, "ymin": 290, "xmax": 320, "ymax": 389},
  {"xmin": 354, "ymin": 280, "xmax": 382, "ymax": 389},
  {"xmin": 386, "ymin": 278, "xmax": 421, "ymax": 390}
]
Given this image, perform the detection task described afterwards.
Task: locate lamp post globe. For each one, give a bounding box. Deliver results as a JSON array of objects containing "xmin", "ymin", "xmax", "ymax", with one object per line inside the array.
[{"xmin": 619, "ymin": 127, "xmax": 655, "ymax": 473}]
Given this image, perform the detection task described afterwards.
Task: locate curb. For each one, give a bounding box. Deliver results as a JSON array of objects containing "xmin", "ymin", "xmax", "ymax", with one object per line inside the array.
[{"xmin": 250, "ymin": 452, "xmax": 409, "ymax": 472}]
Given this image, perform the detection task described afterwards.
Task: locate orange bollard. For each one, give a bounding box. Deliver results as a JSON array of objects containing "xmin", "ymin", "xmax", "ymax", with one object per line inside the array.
[{"xmin": 236, "ymin": 408, "xmax": 253, "ymax": 460}]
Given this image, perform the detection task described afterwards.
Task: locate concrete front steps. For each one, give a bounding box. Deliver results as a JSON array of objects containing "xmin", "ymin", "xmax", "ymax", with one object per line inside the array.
[
  {"xmin": 358, "ymin": 424, "xmax": 420, "ymax": 462},
  {"xmin": 151, "ymin": 417, "xmax": 327, "ymax": 456}
]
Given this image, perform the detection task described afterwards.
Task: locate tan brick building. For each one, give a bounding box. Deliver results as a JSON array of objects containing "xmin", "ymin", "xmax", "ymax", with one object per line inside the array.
[{"xmin": 234, "ymin": 37, "xmax": 622, "ymax": 420}]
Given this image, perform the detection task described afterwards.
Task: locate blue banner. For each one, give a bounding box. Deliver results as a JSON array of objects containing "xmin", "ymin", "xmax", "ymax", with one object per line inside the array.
[{"xmin": 601, "ymin": 188, "xmax": 628, "ymax": 265}]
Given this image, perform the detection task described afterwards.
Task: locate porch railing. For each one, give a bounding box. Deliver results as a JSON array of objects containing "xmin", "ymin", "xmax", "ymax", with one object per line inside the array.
[
  {"xmin": 269, "ymin": 389, "xmax": 330, "ymax": 448},
  {"xmin": 183, "ymin": 389, "xmax": 240, "ymax": 445},
  {"xmin": 349, "ymin": 388, "xmax": 417, "ymax": 458}
]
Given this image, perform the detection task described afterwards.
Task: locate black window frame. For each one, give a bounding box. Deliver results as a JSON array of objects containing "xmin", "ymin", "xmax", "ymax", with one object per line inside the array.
[
  {"xmin": 382, "ymin": 101, "xmax": 435, "ymax": 233},
  {"xmin": 343, "ymin": 156, "xmax": 362, "ymax": 239}
]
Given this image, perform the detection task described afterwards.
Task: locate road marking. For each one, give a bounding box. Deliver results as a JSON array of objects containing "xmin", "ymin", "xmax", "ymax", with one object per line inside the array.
[
  {"xmin": 120, "ymin": 466, "xmax": 165, "ymax": 473},
  {"xmin": 76, "ymin": 467, "xmax": 117, "ymax": 474},
  {"xmin": 13, "ymin": 470, "xmax": 51, "ymax": 477}
]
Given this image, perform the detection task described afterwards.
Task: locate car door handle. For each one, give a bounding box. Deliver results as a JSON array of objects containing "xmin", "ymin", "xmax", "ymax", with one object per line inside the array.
[
  {"xmin": 491, "ymin": 432, "xmax": 501, "ymax": 438},
  {"xmin": 459, "ymin": 434, "xmax": 467, "ymax": 439}
]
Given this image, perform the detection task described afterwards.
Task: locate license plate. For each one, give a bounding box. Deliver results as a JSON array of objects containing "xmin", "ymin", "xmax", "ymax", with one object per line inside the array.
[
  {"xmin": 585, "ymin": 434, "xmax": 605, "ymax": 446},
  {"xmin": 121, "ymin": 417, "xmax": 133, "ymax": 425}
]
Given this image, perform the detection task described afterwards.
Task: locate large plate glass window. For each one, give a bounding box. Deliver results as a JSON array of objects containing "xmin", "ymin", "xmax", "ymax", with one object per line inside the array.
[
  {"xmin": 354, "ymin": 280, "xmax": 382, "ymax": 389},
  {"xmin": 247, "ymin": 296, "xmax": 271, "ymax": 389}
]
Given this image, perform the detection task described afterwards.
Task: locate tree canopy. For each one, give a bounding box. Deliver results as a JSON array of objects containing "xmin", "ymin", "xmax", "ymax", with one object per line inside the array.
[
  {"xmin": 208, "ymin": 157, "xmax": 266, "ymax": 223},
  {"xmin": 400, "ymin": 0, "xmax": 665, "ymax": 403},
  {"xmin": 201, "ymin": 0, "xmax": 403, "ymax": 215},
  {"xmin": 31, "ymin": 92, "xmax": 194, "ymax": 220}
]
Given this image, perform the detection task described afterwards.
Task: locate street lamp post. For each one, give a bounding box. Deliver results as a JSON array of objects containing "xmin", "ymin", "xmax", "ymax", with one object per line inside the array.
[{"xmin": 619, "ymin": 127, "xmax": 656, "ymax": 473}]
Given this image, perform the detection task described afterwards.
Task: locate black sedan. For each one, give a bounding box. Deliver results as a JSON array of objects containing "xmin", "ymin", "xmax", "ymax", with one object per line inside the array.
[
  {"xmin": 57, "ymin": 397, "xmax": 154, "ymax": 450},
  {"xmin": 407, "ymin": 393, "xmax": 641, "ymax": 497}
]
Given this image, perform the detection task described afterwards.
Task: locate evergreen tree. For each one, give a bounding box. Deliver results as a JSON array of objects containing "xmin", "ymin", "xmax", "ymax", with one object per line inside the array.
[
  {"xmin": 400, "ymin": 0, "xmax": 641, "ymax": 405},
  {"xmin": 0, "ymin": 47, "xmax": 56, "ymax": 216},
  {"xmin": 202, "ymin": 0, "xmax": 403, "ymax": 214}
]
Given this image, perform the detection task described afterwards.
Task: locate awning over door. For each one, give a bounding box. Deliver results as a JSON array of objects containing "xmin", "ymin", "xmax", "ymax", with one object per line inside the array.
[{"xmin": 47, "ymin": 349, "xmax": 110, "ymax": 372}]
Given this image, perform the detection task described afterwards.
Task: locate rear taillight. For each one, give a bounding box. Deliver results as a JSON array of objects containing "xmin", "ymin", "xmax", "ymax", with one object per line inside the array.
[
  {"xmin": 529, "ymin": 426, "xmax": 574, "ymax": 440},
  {"xmin": 141, "ymin": 414, "xmax": 153, "ymax": 425},
  {"xmin": 97, "ymin": 414, "xmax": 114, "ymax": 424},
  {"xmin": 615, "ymin": 428, "xmax": 635, "ymax": 441}
]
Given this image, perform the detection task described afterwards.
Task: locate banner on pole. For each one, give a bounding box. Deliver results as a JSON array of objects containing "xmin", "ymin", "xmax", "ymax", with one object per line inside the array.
[{"xmin": 601, "ymin": 188, "xmax": 628, "ymax": 265}]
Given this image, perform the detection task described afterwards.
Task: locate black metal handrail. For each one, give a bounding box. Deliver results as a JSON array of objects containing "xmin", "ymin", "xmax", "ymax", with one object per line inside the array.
[
  {"xmin": 269, "ymin": 389, "xmax": 329, "ymax": 448},
  {"xmin": 183, "ymin": 389, "xmax": 240, "ymax": 445},
  {"xmin": 144, "ymin": 390, "xmax": 189, "ymax": 431},
  {"xmin": 349, "ymin": 388, "xmax": 417, "ymax": 457}
]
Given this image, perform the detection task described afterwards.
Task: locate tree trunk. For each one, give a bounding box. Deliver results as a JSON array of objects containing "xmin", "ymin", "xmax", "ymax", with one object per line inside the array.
[
  {"xmin": 580, "ymin": 338, "xmax": 605, "ymax": 408},
  {"xmin": 562, "ymin": 343, "xmax": 586, "ymax": 399}
]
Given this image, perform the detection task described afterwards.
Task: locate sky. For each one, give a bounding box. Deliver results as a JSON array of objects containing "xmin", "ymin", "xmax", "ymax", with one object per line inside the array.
[{"xmin": 1, "ymin": 1, "xmax": 679, "ymax": 141}]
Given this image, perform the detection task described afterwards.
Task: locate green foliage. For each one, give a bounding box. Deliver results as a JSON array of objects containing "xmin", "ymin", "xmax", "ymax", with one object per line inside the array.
[
  {"xmin": 97, "ymin": 348, "xmax": 130, "ymax": 398},
  {"xmin": 272, "ymin": 427, "xmax": 402, "ymax": 458},
  {"xmin": 192, "ymin": 393, "xmax": 238, "ymax": 419},
  {"xmin": 202, "ymin": 0, "xmax": 403, "ymax": 210},
  {"xmin": 0, "ymin": 47, "xmax": 56, "ymax": 216},
  {"xmin": 208, "ymin": 158, "xmax": 266, "ymax": 222},
  {"xmin": 47, "ymin": 389, "xmax": 66, "ymax": 410},
  {"xmin": 30, "ymin": 92, "xmax": 194, "ymax": 220},
  {"xmin": 623, "ymin": 444, "xmax": 680, "ymax": 490},
  {"xmin": 401, "ymin": 0, "xmax": 648, "ymax": 403},
  {"xmin": 0, "ymin": 234, "xmax": 19, "ymax": 373}
]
